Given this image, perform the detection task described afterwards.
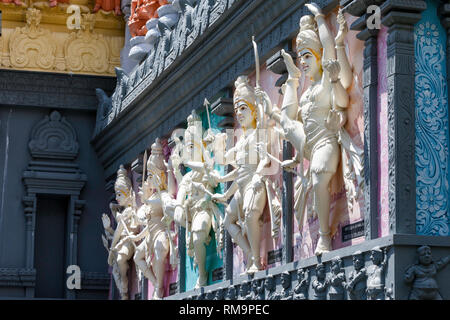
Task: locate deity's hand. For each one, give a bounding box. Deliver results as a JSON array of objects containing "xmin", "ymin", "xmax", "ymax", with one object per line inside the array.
[
  {"xmin": 212, "ymin": 193, "xmax": 227, "ymax": 204},
  {"xmin": 207, "ymin": 169, "xmax": 223, "ymax": 184},
  {"xmin": 102, "ymin": 213, "xmax": 111, "ymax": 229},
  {"xmin": 305, "ymin": 3, "xmax": 323, "ymax": 17},
  {"xmin": 282, "ymin": 158, "xmax": 299, "ymax": 170},
  {"xmin": 325, "ymin": 109, "xmax": 346, "ymax": 132},
  {"xmin": 251, "ymin": 173, "xmax": 264, "ymax": 189},
  {"xmin": 255, "ymin": 87, "xmax": 273, "ymax": 115},
  {"xmin": 170, "ymin": 152, "xmax": 182, "ymax": 172},
  {"xmin": 107, "ymin": 251, "xmax": 115, "ymax": 266},
  {"xmin": 281, "ymin": 49, "xmax": 301, "ymax": 80},
  {"xmin": 204, "ymin": 129, "xmax": 215, "ymax": 144},
  {"xmin": 335, "ymin": 8, "xmax": 348, "ymax": 46},
  {"xmin": 323, "ymin": 59, "xmax": 341, "ymax": 82}
]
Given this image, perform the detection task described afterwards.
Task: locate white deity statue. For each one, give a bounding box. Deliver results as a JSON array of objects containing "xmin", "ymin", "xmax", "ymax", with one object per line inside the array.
[
  {"xmin": 101, "ymin": 165, "xmax": 139, "ymax": 300},
  {"xmin": 258, "ymin": 3, "xmax": 363, "ymax": 255},
  {"xmin": 164, "ymin": 111, "xmax": 224, "ymax": 288},
  {"xmin": 116, "ymin": 138, "xmax": 177, "ymax": 299},
  {"xmin": 210, "ymin": 75, "xmax": 281, "ymax": 274}
]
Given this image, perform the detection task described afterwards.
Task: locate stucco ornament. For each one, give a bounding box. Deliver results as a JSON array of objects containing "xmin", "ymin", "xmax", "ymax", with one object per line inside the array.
[
  {"xmin": 293, "ymin": 268, "xmax": 310, "ymax": 300},
  {"xmin": 101, "ymin": 165, "xmax": 139, "ymax": 300},
  {"xmin": 211, "ymin": 75, "xmax": 282, "ymax": 274},
  {"xmin": 258, "ymin": 4, "xmax": 364, "ymax": 256},
  {"xmin": 404, "ymin": 245, "xmax": 450, "ymax": 300},
  {"xmin": 328, "ymin": 256, "xmax": 346, "ymax": 300},
  {"xmin": 64, "ymin": 14, "xmax": 110, "ymax": 74},
  {"xmin": 117, "ymin": 139, "xmax": 176, "ymax": 299},
  {"xmin": 9, "ymin": 8, "xmax": 57, "ymax": 70},
  {"xmin": 312, "ymin": 263, "xmax": 328, "ymax": 300},
  {"xmin": 164, "ymin": 111, "xmax": 224, "ymax": 288},
  {"xmin": 366, "ymin": 247, "xmax": 387, "ymax": 300}
]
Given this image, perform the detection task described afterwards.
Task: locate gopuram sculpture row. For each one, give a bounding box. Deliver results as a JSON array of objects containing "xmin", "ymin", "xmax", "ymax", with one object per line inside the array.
[{"xmin": 101, "ymin": 2, "xmax": 450, "ymax": 300}]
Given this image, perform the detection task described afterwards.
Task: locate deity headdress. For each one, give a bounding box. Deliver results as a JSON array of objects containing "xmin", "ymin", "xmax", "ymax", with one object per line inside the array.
[
  {"xmin": 147, "ymin": 138, "xmax": 167, "ymax": 190},
  {"xmin": 115, "ymin": 165, "xmax": 132, "ymax": 192},
  {"xmin": 233, "ymin": 75, "xmax": 257, "ymax": 113},
  {"xmin": 296, "ymin": 15, "xmax": 322, "ymax": 62},
  {"xmin": 184, "ymin": 110, "xmax": 203, "ymax": 144}
]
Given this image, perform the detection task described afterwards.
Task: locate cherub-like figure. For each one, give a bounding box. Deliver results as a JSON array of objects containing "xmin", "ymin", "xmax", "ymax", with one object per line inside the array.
[
  {"xmin": 366, "ymin": 247, "xmax": 387, "ymax": 300},
  {"xmin": 312, "ymin": 263, "xmax": 328, "ymax": 300},
  {"xmin": 258, "ymin": 3, "xmax": 363, "ymax": 256},
  {"xmin": 328, "ymin": 256, "xmax": 346, "ymax": 300},
  {"xmin": 404, "ymin": 245, "xmax": 450, "ymax": 300},
  {"xmin": 265, "ymin": 275, "xmax": 279, "ymax": 300},
  {"xmin": 117, "ymin": 139, "xmax": 174, "ymax": 299},
  {"xmin": 101, "ymin": 165, "xmax": 139, "ymax": 300},
  {"xmin": 293, "ymin": 268, "xmax": 310, "ymax": 300},
  {"xmin": 346, "ymin": 251, "xmax": 367, "ymax": 300},
  {"xmin": 280, "ymin": 271, "xmax": 293, "ymax": 300},
  {"xmin": 164, "ymin": 111, "xmax": 223, "ymax": 288},
  {"xmin": 211, "ymin": 75, "xmax": 280, "ymax": 273}
]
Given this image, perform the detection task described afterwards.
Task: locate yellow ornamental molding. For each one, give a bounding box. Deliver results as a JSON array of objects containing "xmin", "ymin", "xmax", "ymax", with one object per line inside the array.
[
  {"xmin": 9, "ymin": 8, "xmax": 57, "ymax": 70},
  {"xmin": 64, "ymin": 13, "xmax": 110, "ymax": 74}
]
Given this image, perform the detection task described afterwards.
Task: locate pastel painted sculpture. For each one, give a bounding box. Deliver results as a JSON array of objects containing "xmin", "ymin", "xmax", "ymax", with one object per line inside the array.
[
  {"xmin": 258, "ymin": 4, "xmax": 363, "ymax": 255},
  {"xmin": 164, "ymin": 111, "xmax": 223, "ymax": 288},
  {"xmin": 117, "ymin": 139, "xmax": 175, "ymax": 299},
  {"xmin": 93, "ymin": 0, "xmax": 122, "ymax": 15},
  {"xmin": 129, "ymin": 0, "xmax": 167, "ymax": 37},
  {"xmin": 102, "ymin": 165, "xmax": 139, "ymax": 300},
  {"xmin": 211, "ymin": 75, "xmax": 281, "ymax": 274}
]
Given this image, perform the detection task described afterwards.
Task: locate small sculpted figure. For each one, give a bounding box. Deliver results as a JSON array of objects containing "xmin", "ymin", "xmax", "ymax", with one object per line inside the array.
[
  {"xmin": 346, "ymin": 251, "xmax": 367, "ymax": 300},
  {"xmin": 214, "ymin": 287, "xmax": 225, "ymax": 300},
  {"xmin": 117, "ymin": 139, "xmax": 174, "ymax": 299},
  {"xmin": 366, "ymin": 247, "xmax": 387, "ymax": 300},
  {"xmin": 258, "ymin": 4, "xmax": 363, "ymax": 256},
  {"xmin": 404, "ymin": 245, "xmax": 450, "ymax": 300},
  {"xmin": 293, "ymin": 268, "xmax": 310, "ymax": 300},
  {"xmin": 239, "ymin": 281, "xmax": 251, "ymax": 300},
  {"xmin": 102, "ymin": 165, "xmax": 139, "ymax": 300},
  {"xmin": 128, "ymin": 0, "xmax": 168, "ymax": 37},
  {"xmin": 93, "ymin": 0, "xmax": 122, "ymax": 15},
  {"xmin": 279, "ymin": 271, "xmax": 293, "ymax": 300},
  {"xmin": 226, "ymin": 285, "xmax": 237, "ymax": 300},
  {"xmin": 211, "ymin": 75, "xmax": 280, "ymax": 274},
  {"xmin": 312, "ymin": 263, "xmax": 328, "ymax": 300},
  {"xmin": 206, "ymin": 290, "xmax": 215, "ymax": 300},
  {"xmin": 265, "ymin": 275, "xmax": 279, "ymax": 300},
  {"xmin": 251, "ymin": 279, "xmax": 265, "ymax": 300},
  {"xmin": 328, "ymin": 257, "xmax": 346, "ymax": 300},
  {"xmin": 164, "ymin": 111, "xmax": 223, "ymax": 288}
]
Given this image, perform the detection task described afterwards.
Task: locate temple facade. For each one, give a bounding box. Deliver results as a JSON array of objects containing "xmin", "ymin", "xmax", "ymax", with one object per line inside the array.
[{"xmin": 1, "ymin": 0, "xmax": 450, "ymax": 300}]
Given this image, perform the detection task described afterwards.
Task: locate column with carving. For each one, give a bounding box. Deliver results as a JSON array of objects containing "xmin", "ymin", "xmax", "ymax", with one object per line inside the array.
[
  {"xmin": 442, "ymin": 3, "xmax": 450, "ymax": 123},
  {"xmin": 347, "ymin": 2, "xmax": 380, "ymax": 239},
  {"xmin": 381, "ymin": 0, "xmax": 426, "ymax": 234},
  {"xmin": 22, "ymin": 196, "xmax": 36, "ymax": 298}
]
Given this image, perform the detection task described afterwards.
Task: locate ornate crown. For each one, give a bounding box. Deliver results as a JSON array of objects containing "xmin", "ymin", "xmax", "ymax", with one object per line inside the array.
[
  {"xmin": 296, "ymin": 15, "xmax": 322, "ymax": 59},
  {"xmin": 233, "ymin": 75, "xmax": 256, "ymax": 111}
]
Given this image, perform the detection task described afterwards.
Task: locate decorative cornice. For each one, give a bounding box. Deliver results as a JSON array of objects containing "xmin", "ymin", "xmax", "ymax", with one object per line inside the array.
[
  {"xmin": 0, "ymin": 268, "xmax": 36, "ymax": 288},
  {"xmin": 80, "ymin": 272, "xmax": 110, "ymax": 291}
]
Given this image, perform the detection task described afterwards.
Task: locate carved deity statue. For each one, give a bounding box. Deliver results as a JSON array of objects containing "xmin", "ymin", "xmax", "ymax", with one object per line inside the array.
[
  {"xmin": 346, "ymin": 251, "xmax": 367, "ymax": 300},
  {"xmin": 128, "ymin": 0, "xmax": 167, "ymax": 37},
  {"xmin": 117, "ymin": 139, "xmax": 176, "ymax": 299},
  {"xmin": 312, "ymin": 263, "xmax": 328, "ymax": 300},
  {"xmin": 164, "ymin": 111, "xmax": 223, "ymax": 288},
  {"xmin": 293, "ymin": 268, "xmax": 310, "ymax": 300},
  {"xmin": 366, "ymin": 247, "xmax": 387, "ymax": 300},
  {"xmin": 404, "ymin": 245, "xmax": 450, "ymax": 300},
  {"xmin": 328, "ymin": 256, "xmax": 346, "ymax": 300},
  {"xmin": 211, "ymin": 75, "xmax": 281, "ymax": 274},
  {"xmin": 101, "ymin": 165, "xmax": 139, "ymax": 300},
  {"xmin": 258, "ymin": 3, "xmax": 363, "ymax": 256},
  {"xmin": 93, "ymin": 0, "xmax": 122, "ymax": 15}
]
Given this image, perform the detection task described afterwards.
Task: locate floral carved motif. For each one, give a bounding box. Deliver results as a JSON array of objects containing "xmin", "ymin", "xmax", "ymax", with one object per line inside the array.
[
  {"xmin": 64, "ymin": 13, "xmax": 110, "ymax": 74},
  {"xmin": 9, "ymin": 8, "xmax": 57, "ymax": 70},
  {"xmin": 415, "ymin": 19, "xmax": 450, "ymax": 236}
]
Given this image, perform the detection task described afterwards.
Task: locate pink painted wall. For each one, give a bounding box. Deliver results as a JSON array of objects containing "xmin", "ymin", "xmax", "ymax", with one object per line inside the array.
[{"xmin": 377, "ymin": 26, "xmax": 389, "ymax": 237}]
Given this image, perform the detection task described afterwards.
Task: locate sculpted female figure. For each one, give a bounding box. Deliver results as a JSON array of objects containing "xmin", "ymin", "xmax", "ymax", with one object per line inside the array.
[
  {"xmin": 102, "ymin": 165, "xmax": 139, "ymax": 300},
  {"xmin": 211, "ymin": 75, "xmax": 280, "ymax": 274},
  {"xmin": 117, "ymin": 139, "xmax": 175, "ymax": 299},
  {"xmin": 164, "ymin": 111, "xmax": 223, "ymax": 288},
  {"xmin": 259, "ymin": 3, "xmax": 362, "ymax": 255}
]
